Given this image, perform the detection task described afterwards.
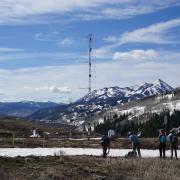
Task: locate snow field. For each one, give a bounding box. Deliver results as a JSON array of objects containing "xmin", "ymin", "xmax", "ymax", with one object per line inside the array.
[{"xmin": 0, "ymin": 148, "xmax": 179, "ymax": 158}]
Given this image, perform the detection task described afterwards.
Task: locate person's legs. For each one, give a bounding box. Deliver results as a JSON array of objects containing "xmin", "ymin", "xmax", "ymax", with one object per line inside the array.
[
  {"xmin": 103, "ymin": 146, "xmax": 107, "ymax": 158},
  {"xmin": 132, "ymin": 143, "xmax": 136, "ymax": 152},
  {"xmin": 159, "ymin": 144, "xmax": 162, "ymax": 158},
  {"xmin": 174, "ymin": 145, "xmax": 178, "ymax": 159},
  {"xmin": 162, "ymin": 143, "xmax": 166, "ymax": 158},
  {"xmin": 171, "ymin": 144, "xmax": 173, "ymax": 158},
  {"xmin": 137, "ymin": 143, "xmax": 141, "ymax": 158}
]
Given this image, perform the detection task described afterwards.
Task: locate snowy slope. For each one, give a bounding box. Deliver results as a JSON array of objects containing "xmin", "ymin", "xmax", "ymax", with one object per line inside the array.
[{"xmin": 97, "ymin": 91, "xmax": 180, "ymax": 124}]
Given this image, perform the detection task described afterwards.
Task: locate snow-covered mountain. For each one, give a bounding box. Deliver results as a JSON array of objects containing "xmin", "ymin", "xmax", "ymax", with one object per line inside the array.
[
  {"xmin": 79, "ymin": 79, "xmax": 173, "ymax": 104},
  {"xmin": 29, "ymin": 79, "xmax": 174, "ymax": 123}
]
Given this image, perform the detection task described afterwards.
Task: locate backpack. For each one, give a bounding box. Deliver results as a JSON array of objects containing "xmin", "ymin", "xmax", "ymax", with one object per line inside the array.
[
  {"xmin": 101, "ymin": 136, "xmax": 110, "ymax": 146},
  {"xmin": 125, "ymin": 151, "xmax": 137, "ymax": 158},
  {"xmin": 130, "ymin": 134, "xmax": 139, "ymax": 144},
  {"xmin": 171, "ymin": 135, "xmax": 178, "ymax": 143},
  {"xmin": 160, "ymin": 135, "xmax": 166, "ymax": 143}
]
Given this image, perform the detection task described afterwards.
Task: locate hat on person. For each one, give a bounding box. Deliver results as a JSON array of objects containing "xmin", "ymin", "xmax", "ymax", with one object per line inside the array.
[{"xmin": 128, "ymin": 131, "xmax": 132, "ymax": 136}]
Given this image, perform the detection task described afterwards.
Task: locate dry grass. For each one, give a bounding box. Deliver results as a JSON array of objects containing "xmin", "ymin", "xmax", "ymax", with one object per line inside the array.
[
  {"xmin": 0, "ymin": 156, "xmax": 180, "ymax": 180},
  {"xmin": 0, "ymin": 137, "xmax": 173, "ymax": 150}
]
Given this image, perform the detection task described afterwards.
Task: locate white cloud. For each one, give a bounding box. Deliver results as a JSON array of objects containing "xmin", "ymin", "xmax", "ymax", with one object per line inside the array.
[
  {"xmin": 50, "ymin": 86, "xmax": 72, "ymax": 93},
  {"xmin": 0, "ymin": 65, "xmax": 88, "ymax": 102},
  {"xmin": 0, "ymin": 49, "xmax": 180, "ymax": 102},
  {"xmin": 0, "ymin": 52, "xmax": 81, "ymax": 62},
  {"xmin": 113, "ymin": 49, "xmax": 158, "ymax": 60},
  {"xmin": 57, "ymin": 38, "xmax": 74, "ymax": 46},
  {"xmin": 103, "ymin": 36, "xmax": 117, "ymax": 43},
  {"xmin": 120, "ymin": 18, "xmax": 180, "ymax": 45},
  {"xmin": 25, "ymin": 86, "xmax": 72, "ymax": 94},
  {"xmin": 0, "ymin": 0, "xmax": 179, "ymax": 25},
  {"xmin": 0, "ymin": 47, "xmax": 24, "ymax": 52},
  {"xmin": 94, "ymin": 46, "xmax": 113, "ymax": 59},
  {"xmin": 34, "ymin": 32, "xmax": 74, "ymax": 47},
  {"xmin": 98, "ymin": 18, "xmax": 180, "ymax": 58},
  {"xmin": 34, "ymin": 31, "xmax": 59, "ymax": 41},
  {"xmin": 102, "ymin": 18, "xmax": 180, "ymax": 49},
  {"xmin": 0, "ymin": 91, "xmax": 5, "ymax": 96}
]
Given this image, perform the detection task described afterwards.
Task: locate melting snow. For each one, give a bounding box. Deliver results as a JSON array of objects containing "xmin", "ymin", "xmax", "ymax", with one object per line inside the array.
[
  {"xmin": 117, "ymin": 106, "xmax": 145, "ymax": 116},
  {"xmin": 163, "ymin": 100, "xmax": 180, "ymax": 114}
]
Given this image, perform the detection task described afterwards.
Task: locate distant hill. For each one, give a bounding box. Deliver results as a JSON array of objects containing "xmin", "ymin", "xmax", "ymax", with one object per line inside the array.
[{"xmin": 0, "ymin": 101, "xmax": 60, "ymax": 117}]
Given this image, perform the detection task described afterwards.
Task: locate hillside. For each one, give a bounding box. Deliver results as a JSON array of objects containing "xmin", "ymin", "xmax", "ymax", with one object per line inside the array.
[{"xmin": 93, "ymin": 88, "xmax": 180, "ymax": 136}]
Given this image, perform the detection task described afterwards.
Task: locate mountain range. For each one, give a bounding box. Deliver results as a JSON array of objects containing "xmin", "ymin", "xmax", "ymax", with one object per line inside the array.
[
  {"xmin": 0, "ymin": 101, "xmax": 59, "ymax": 117},
  {"xmin": 29, "ymin": 79, "xmax": 174, "ymax": 124}
]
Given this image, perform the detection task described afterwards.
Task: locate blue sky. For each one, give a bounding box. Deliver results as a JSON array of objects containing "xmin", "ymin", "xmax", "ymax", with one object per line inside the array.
[{"xmin": 0, "ymin": 0, "xmax": 180, "ymax": 102}]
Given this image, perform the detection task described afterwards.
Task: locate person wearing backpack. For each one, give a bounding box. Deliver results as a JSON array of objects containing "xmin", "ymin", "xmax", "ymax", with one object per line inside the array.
[
  {"xmin": 159, "ymin": 129, "xmax": 166, "ymax": 158},
  {"xmin": 168, "ymin": 129, "xmax": 178, "ymax": 159},
  {"xmin": 101, "ymin": 135, "xmax": 110, "ymax": 158},
  {"xmin": 128, "ymin": 131, "xmax": 141, "ymax": 158}
]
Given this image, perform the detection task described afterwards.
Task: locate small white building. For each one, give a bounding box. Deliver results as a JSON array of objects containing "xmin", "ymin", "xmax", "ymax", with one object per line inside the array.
[{"xmin": 30, "ymin": 130, "xmax": 40, "ymax": 138}]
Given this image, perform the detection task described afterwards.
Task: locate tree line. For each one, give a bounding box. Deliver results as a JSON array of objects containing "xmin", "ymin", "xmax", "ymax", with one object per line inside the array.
[{"xmin": 95, "ymin": 110, "xmax": 180, "ymax": 137}]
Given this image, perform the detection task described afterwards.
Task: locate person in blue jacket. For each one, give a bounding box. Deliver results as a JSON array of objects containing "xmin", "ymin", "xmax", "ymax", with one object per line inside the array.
[
  {"xmin": 158, "ymin": 129, "xmax": 166, "ymax": 158},
  {"xmin": 128, "ymin": 131, "xmax": 141, "ymax": 158},
  {"xmin": 168, "ymin": 129, "xmax": 178, "ymax": 159},
  {"xmin": 101, "ymin": 135, "xmax": 110, "ymax": 158}
]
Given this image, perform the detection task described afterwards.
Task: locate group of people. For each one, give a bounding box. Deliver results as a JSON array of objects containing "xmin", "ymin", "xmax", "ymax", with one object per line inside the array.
[
  {"xmin": 101, "ymin": 129, "xmax": 178, "ymax": 159},
  {"xmin": 158, "ymin": 129, "xmax": 178, "ymax": 159}
]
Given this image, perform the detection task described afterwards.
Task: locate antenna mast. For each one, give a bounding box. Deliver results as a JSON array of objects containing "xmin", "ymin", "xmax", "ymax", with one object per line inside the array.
[{"xmin": 89, "ymin": 34, "xmax": 92, "ymax": 96}]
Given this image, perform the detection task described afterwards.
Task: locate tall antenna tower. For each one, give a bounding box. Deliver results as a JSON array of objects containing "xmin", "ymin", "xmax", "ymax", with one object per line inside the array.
[
  {"xmin": 87, "ymin": 34, "xmax": 93, "ymax": 139},
  {"xmin": 88, "ymin": 34, "xmax": 92, "ymax": 96}
]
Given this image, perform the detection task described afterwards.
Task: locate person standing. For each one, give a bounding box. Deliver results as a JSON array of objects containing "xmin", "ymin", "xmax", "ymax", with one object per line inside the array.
[
  {"xmin": 101, "ymin": 135, "xmax": 110, "ymax": 158},
  {"xmin": 128, "ymin": 132, "xmax": 141, "ymax": 158},
  {"xmin": 168, "ymin": 129, "xmax": 178, "ymax": 159},
  {"xmin": 159, "ymin": 129, "xmax": 166, "ymax": 158}
]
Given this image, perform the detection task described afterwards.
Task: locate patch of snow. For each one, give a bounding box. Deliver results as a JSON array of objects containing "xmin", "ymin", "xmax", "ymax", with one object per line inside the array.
[
  {"xmin": 74, "ymin": 120, "xmax": 84, "ymax": 126},
  {"xmin": 117, "ymin": 106, "xmax": 145, "ymax": 117},
  {"xmin": 117, "ymin": 100, "xmax": 122, "ymax": 104},
  {"xmin": 98, "ymin": 118, "xmax": 104, "ymax": 124},
  {"xmin": 163, "ymin": 100, "xmax": 180, "ymax": 114}
]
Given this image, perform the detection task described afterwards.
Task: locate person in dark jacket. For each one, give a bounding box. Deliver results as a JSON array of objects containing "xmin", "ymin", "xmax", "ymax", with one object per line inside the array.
[
  {"xmin": 159, "ymin": 129, "xmax": 166, "ymax": 158},
  {"xmin": 168, "ymin": 129, "xmax": 178, "ymax": 159},
  {"xmin": 101, "ymin": 135, "xmax": 110, "ymax": 158},
  {"xmin": 128, "ymin": 132, "xmax": 141, "ymax": 158}
]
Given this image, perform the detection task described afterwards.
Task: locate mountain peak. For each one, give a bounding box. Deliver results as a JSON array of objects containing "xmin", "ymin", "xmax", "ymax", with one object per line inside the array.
[
  {"xmin": 154, "ymin": 78, "xmax": 165, "ymax": 84},
  {"xmin": 153, "ymin": 79, "xmax": 174, "ymax": 92},
  {"xmin": 77, "ymin": 79, "xmax": 174, "ymax": 104}
]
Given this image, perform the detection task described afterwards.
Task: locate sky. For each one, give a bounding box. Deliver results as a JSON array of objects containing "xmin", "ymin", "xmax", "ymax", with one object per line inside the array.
[{"xmin": 0, "ymin": 0, "xmax": 180, "ymax": 103}]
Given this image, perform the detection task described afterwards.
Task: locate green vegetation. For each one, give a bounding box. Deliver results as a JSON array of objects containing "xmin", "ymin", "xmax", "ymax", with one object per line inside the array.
[{"xmin": 95, "ymin": 110, "xmax": 180, "ymax": 137}]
